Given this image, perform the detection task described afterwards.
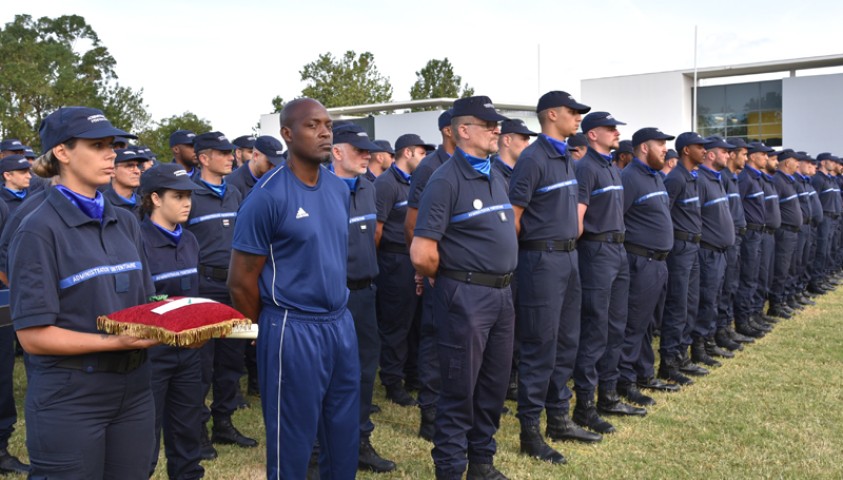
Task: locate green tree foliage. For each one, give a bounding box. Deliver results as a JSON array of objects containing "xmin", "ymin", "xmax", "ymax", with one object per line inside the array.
[
  {"xmin": 409, "ymin": 58, "xmax": 475, "ymax": 111},
  {"xmin": 271, "ymin": 96, "xmax": 286, "ymax": 113},
  {"xmin": 136, "ymin": 112, "xmax": 212, "ymax": 162},
  {"xmin": 0, "ymin": 14, "xmax": 149, "ymax": 150},
  {"xmin": 300, "ymin": 51, "xmax": 393, "ymax": 108}
]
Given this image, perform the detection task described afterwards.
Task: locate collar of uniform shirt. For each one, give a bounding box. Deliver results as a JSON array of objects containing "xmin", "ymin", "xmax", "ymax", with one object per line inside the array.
[
  {"xmin": 200, "ymin": 179, "xmax": 227, "ymax": 198},
  {"xmin": 116, "ymin": 191, "xmax": 137, "ymax": 206},
  {"xmin": 744, "ymin": 165, "xmax": 763, "ymax": 178},
  {"xmin": 542, "ymin": 134, "xmax": 567, "ymax": 156},
  {"xmin": 632, "ymin": 157, "xmax": 658, "ymax": 176},
  {"xmin": 56, "ymin": 184, "xmax": 105, "ymax": 221},
  {"xmin": 494, "ymin": 156, "xmax": 513, "ymax": 173},
  {"xmin": 391, "ymin": 163, "xmax": 411, "ymax": 183},
  {"xmin": 457, "ymin": 147, "xmax": 491, "ymax": 178},
  {"xmin": 153, "ymin": 221, "xmax": 182, "ymax": 245},
  {"xmin": 4, "ymin": 187, "xmax": 26, "ymax": 199},
  {"xmin": 327, "ymin": 163, "xmax": 360, "ymax": 192},
  {"xmin": 698, "ymin": 164, "xmax": 721, "ymax": 181},
  {"xmin": 777, "ymin": 170, "xmax": 796, "ymax": 182},
  {"xmin": 762, "ymin": 172, "xmax": 774, "ymax": 181}
]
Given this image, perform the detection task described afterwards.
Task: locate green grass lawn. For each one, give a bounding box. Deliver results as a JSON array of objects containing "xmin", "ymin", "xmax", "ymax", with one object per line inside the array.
[{"xmin": 7, "ymin": 290, "xmax": 843, "ymax": 479}]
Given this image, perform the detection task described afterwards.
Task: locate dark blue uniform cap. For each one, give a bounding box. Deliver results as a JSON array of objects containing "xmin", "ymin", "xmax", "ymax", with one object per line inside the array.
[
  {"xmin": 193, "ymin": 131, "xmax": 236, "ymax": 152},
  {"xmin": 616, "ymin": 140, "xmax": 634, "ymax": 154},
  {"xmin": 536, "ymin": 90, "xmax": 591, "ymax": 114},
  {"xmin": 816, "ymin": 152, "xmax": 834, "ymax": 162},
  {"xmin": 705, "ymin": 136, "xmax": 736, "ymax": 150},
  {"xmin": 665, "ymin": 149, "xmax": 679, "ymax": 160},
  {"xmin": 500, "ymin": 119, "xmax": 538, "ymax": 136},
  {"xmin": 777, "ymin": 150, "xmax": 798, "ymax": 161},
  {"xmin": 141, "ymin": 163, "xmax": 204, "ymax": 194},
  {"xmin": 438, "ymin": 109, "xmax": 454, "ymax": 130},
  {"xmin": 114, "ymin": 148, "xmax": 150, "ymax": 164},
  {"xmin": 39, "ymin": 106, "xmax": 136, "ymax": 152},
  {"xmin": 169, "ymin": 129, "xmax": 197, "ymax": 147},
  {"xmin": 725, "ymin": 137, "xmax": 749, "ymax": 149},
  {"xmin": 0, "ymin": 139, "xmax": 25, "ymax": 151},
  {"xmin": 0, "ymin": 154, "xmax": 31, "ymax": 173},
  {"xmin": 373, "ymin": 140, "xmax": 394, "ymax": 155},
  {"xmin": 232, "ymin": 135, "xmax": 256, "ymax": 149},
  {"xmin": 632, "ymin": 127, "xmax": 675, "ymax": 147},
  {"xmin": 747, "ymin": 141, "xmax": 774, "ymax": 155},
  {"xmin": 332, "ymin": 123, "xmax": 383, "ymax": 151},
  {"xmin": 567, "ymin": 133, "xmax": 588, "ymax": 148},
  {"xmin": 674, "ymin": 132, "xmax": 711, "ymax": 153},
  {"xmin": 22, "ymin": 146, "xmax": 36, "ymax": 159},
  {"xmin": 113, "ymin": 136, "xmax": 129, "ymax": 146},
  {"xmin": 254, "ymin": 136, "xmax": 286, "ymax": 164},
  {"xmin": 581, "ymin": 111, "xmax": 626, "ymax": 133},
  {"xmin": 451, "ymin": 96, "xmax": 510, "ymax": 122},
  {"xmin": 395, "ymin": 133, "xmax": 435, "ymax": 152}
]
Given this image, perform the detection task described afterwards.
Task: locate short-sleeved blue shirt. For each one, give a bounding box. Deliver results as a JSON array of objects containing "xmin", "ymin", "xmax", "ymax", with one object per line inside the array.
[
  {"xmin": 232, "ymin": 166, "xmax": 349, "ymax": 313},
  {"xmin": 793, "ymin": 174, "xmax": 811, "ymax": 223},
  {"xmin": 346, "ymin": 176, "xmax": 379, "ymax": 282},
  {"xmin": 407, "ymin": 145, "xmax": 450, "ymax": 209},
  {"xmin": 738, "ymin": 166, "xmax": 766, "ymax": 226},
  {"xmin": 812, "ymin": 171, "xmax": 841, "ymax": 214},
  {"xmin": 576, "ymin": 147, "xmax": 625, "ymax": 235},
  {"xmin": 374, "ymin": 165, "xmax": 411, "ymax": 249},
  {"xmin": 773, "ymin": 171, "xmax": 803, "ymax": 228},
  {"xmin": 140, "ymin": 218, "xmax": 200, "ymax": 297},
  {"xmin": 761, "ymin": 173, "xmax": 782, "ymax": 229},
  {"xmin": 0, "ymin": 189, "xmax": 46, "ymax": 274},
  {"xmin": 509, "ymin": 135, "xmax": 579, "ymax": 241},
  {"xmin": 664, "ymin": 161, "xmax": 701, "ymax": 235},
  {"xmin": 491, "ymin": 155, "xmax": 513, "ymax": 190},
  {"xmin": 9, "ymin": 187, "xmax": 155, "ymax": 368},
  {"xmin": 414, "ymin": 148, "xmax": 518, "ymax": 275},
  {"xmin": 621, "ymin": 158, "xmax": 673, "ymax": 251},
  {"xmin": 800, "ymin": 175, "xmax": 822, "ymax": 224},
  {"xmin": 697, "ymin": 165, "xmax": 735, "ymax": 248},
  {"xmin": 721, "ymin": 168, "xmax": 747, "ymax": 229}
]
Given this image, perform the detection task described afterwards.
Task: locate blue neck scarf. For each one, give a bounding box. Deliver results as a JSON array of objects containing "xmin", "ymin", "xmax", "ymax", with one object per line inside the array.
[
  {"xmin": 4, "ymin": 187, "xmax": 26, "ymax": 200},
  {"xmin": 56, "ymin": 185, "xmax": 105, "ymax": 221},
  {"xmin": 699, "ymin": 164, "xmax": 721, "ymax": 180},
  {"xmin": 600, "ymin": 152, "xmax": 613, "ymax": 164},
  {"xmin": 762, "ymin": 172, "xmax": 774, "ymax": 181},
  {"xmin": 543, "ymin": 134, "xmax": 568, "ymax": 156},
  {"xmin": 745, "ymin": 165, "xmax": 762, "ymax": 177},
  {"xmin": 633, "ymin": 157, "xmax": 658, "ymax": 176},
  {"xmin": 392, "ymin": 164, "xmax": 411, "ymax": 183},
  {"xmin": 458, "ymin": 148, "xmax": 491, "ymax": 178},
  {"xmin": 153, "ymin": 221, "xmax": 182, "ymax": 245},
  {"xmin": 341, "ymin": 176, "xmax": 358, "ymax": 192},
  {"xmin": 200, "ymin": 179, "xmax": 226, "ymax": 198},
  {"xmin": 117, "ymin": 191, "xmax": 137, "ymax": 206}
]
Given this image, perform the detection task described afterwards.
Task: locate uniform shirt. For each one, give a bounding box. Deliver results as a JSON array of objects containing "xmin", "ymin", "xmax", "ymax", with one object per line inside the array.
[
  {"xmin": 103, "ymin": 187, "xmax": 141, "ymax": 220},
  {"xmin": 490, "ymin": 155, "xmax": 513, "ymax": 190},
  {"xmin": 0, "ymin": 189, "xmax": 46, "ymax": 274},
  {"xmin": 346, "ymin": 176, "xmax": 379, "ymax": 282},
  {"xmin": 812, "ymin": 171, "xmax": 842, "ymax": 214},
  {"xmin": 9, "ymin": 187, "xmax": 154, "ymax": 368},
  {"xmin": 664, "ymin": 161, "xmax": 702, "ymax": 235},
  {"xmin": 793, "ymin": 173, "xmax": 811, "ymax": 224},
  {"xmin": 140, "ymin": 218, "xmax": 200, "ymax": 297},
  {"xmin": 185, "ymin": 178, "xmax": 242, "ymax": 269},
  {"xmin": 414, "ymin": 148, "xmax": 518, "ymax": 275},
  {"xmin": 773, "ymin": 171, "xmax": 803, "ymax": 228},
  {"xmin": 738, "ymin": 165, "xmax": 767, "ymax": 226},
  {"xmin": 374, "ymin": 165, "xmax": 411, "ymax": 249},
  {"xmin": 697, "ymin": 165, "xmax": 735, "ymax": 249},
  {"xmin": 801, "ymin": 174, "xmax": 823, "ymax": 224},
  {"xmin": 232, "ymin": 166, "xmax": 349, "ymax": 313},
  {"xmin": 509, "ymin": 134, "xmax": 578, "ymax": 242},
  {"xmin": 576, "ymin": 147, "xmax": 625, "ymax": 235},
  {"xmin": 407, "ymin": 145, "xmax": 450, "ymax": 209},
  {"xmin": 721, "ymin": 168, "xmax": 747, "ymax": 229},
  {"xmin": 621, "ymin": 158, "xmax": 673, "ymax": 251},
  {"xmin": 761, "ymin": 173, "xmax": 782, "ymax": 229},
  {"xmin": 0, "ymin": 187, "xmax": 27, "ymax": 215},
  {"xmin": 226, "ymin": 162, "xmax": 259, "ymax": 200},
  {"xmin": 28, "ymin": 174, "xmax": 50, "ymax": 195}
]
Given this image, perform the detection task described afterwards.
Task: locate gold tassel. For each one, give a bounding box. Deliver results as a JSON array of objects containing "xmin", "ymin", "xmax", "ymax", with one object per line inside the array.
[{"xmin": 96, "ymin": 316, "xmax": 252, "ymax": 347}]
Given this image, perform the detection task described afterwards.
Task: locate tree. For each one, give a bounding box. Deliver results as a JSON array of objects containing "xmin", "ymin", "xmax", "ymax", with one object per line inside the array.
[
  {"xmin": 409, "ymin": 58, "xmax": 475, "ymax": 111},
  {"xmin": 300, "ymin": 51, "xmax": 392, "ymax": 108},
  {"xmin": 271, "ymin": 96, "xmax": 286, "ymax": 113},
  {"xmin": 0, "ymin": 14, "xmax": 150, "ymax": 150},
  {"xmin": 136, "ymin": 112, "xmax": 212, "ymax": 162}
]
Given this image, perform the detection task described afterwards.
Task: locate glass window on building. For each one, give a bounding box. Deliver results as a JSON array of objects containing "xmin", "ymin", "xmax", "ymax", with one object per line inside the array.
[{"xmin": 696, "ymin": 80, "xmax": 782, "ymax": 146}]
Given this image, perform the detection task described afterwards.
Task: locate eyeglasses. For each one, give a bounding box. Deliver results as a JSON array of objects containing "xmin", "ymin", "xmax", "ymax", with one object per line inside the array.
[
  {"xmin": 117, "ymin": 162, "xmax": 141, "ymax": 170},
  {"xmin": 463, "ymin": 122, "xmax": 500, "ymax": 132}
]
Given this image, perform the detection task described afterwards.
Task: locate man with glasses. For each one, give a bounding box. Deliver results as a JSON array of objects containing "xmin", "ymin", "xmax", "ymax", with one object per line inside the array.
[{"xmin": 103, "ymin": 148, "xmax": 148, "ymax": 219}]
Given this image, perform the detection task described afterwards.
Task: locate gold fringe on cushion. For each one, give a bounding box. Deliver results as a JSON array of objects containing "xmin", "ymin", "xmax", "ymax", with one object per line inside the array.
[{"xmin": 96, "ymin": 316, "xmax": 252, "ymax": 347}]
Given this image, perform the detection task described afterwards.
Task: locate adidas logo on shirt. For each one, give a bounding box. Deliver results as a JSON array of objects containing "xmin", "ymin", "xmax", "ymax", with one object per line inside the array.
[{"xmin": 296, "ymin": 207, "xmax": 309, "ymax": 219}]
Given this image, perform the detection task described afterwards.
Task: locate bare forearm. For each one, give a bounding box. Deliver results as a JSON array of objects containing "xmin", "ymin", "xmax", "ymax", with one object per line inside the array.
[
  {"xmin": 404, "ymin": 207, "xmax": 418, "ymax": 247},
  {"xmin": 228, "ymin": 250, "xmax": 267, "ymax": 324},
  {"xmin": 17, "ymin": 326, "xmax": 159, "ymax": 356},
  {"xmin": 410, "ymin": 237, "xmax": 439, "ymax": 278}
]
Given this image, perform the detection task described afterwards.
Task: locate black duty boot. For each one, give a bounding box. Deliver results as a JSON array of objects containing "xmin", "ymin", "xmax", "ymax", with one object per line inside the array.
[
  {"xmin": 705, "ymin": 336, "xmax": 734, "ymax": 359},
  {"xmin": 786, "ymin": 297, "xmax": 803, "ymax": 310},
  {"xmin": 767, "ymin": 304, "xmax": 792, "ymax": 319},
  {"xmin": 419, "ymin": 406, "xmax": 436, "ymax": 441},
  {"xmin": 546, "ymin": 414, "xmax": 602, "ymax": 443},
  {"xmin": 212, "ymin": 416, "xmax": 258, "ymax": 448},
  {"xmin": 0, "ymin": 448, "xmax": 29, "ymax": 475},
  {"xmin": 617, "ymin": 382, "xmax": 655, "ymax": 406},
  {"xmin": 735, "ymin": 319, "xmax": 764, "ymax": 338},
  {"xmin": 690, "ymin": 338, "xmax": 721, "ymax": 367},
  {"xmin": 715, "ymin": 328, "xmax": 743, "ymax": 351},
  {"xmin": 199, "ymin": 424, "xmax": 218, "ymax": 460},
  {"xmin": 657, "ymin": 356, "xmax": 694, "ymax": 386},
  {"xmin": 637, "ymin": 375, "xmax": 681, "ymax": 392},
  {"xmin": 798, "ymin": 292, "xmax": 816, "ymax": 305},
  {"xmin": 385, "ymin": 382, "xmax": 418, "ymax": 407},
  {"xmin": 679, "ymin": 349, "xmax": 711, "ymax": 376},
  {"xmin": 519, "ymin": 424, "xmax": 566, "ymax": 464},
  {"xmin": 597, "ymin": 388, "xmax": 647, "ymax": 416},
  {"xmin": 358, "ymin": 437, "xmax": 396, "ymax": 473},
  {"xmin": 727, "ymin": 325, "xmax": 755, "ymax": 344},
  {"xmin": 573, "ymin": 398, "xmax": 616, "ymax": 434},
  {"xmin": 749, "ymin": 315, "xmax": 773, "ymax": 332},
  {"xmin": 467, "ymin": 462, "xmax": 509, "ymax": 480}
]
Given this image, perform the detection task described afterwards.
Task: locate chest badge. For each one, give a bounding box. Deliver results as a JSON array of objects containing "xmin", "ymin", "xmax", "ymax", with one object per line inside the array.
[
  {"xmin": 499, "ymin": 211, "xmax": 507, "ymax": 222},
  {"xmin": 473, "ymin": 199, "xmax": 483, "ymax": 210},
  {"xmin": 222, "ymin": 219, "xmax": 231, "ymax": 227}
]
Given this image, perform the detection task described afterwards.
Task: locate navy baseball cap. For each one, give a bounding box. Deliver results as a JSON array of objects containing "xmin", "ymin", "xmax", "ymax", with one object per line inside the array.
[
  {"xmin": 141, "ymin": 163, "xmax": 203, "ymax": 193},
  {"xmin": 725, "ymin": 137, "xmax": 749, "ymax": 149},
  {"xmin": 22, "ymin": 146, "xmax": 36, "ymax": 159},
  {"xmin": 501, "ymin": 119, "xmax": 538, "ymax": 136},
  {"xmin": 438, "ymin": 109, "xmax": 454, "ymax": 130},
  {"xmin": 747, "ymin": 141, "xmax": 774, "ymax": 155},
  {"xmin": 0, "ymin": 154, "xmax": 31, "ymax": 173},
  {"xmin": 373, "ymin": 140, "xmax": 395, "ymax": 155},
  {"xmin": 616, "ymin": 140, "xmax": 634, "ymax": 154},
  {"xmin": 674, "ymin": 132, "xmax": 711, "ymax": 153},
  {"xmin": 581, "ymin": 112, "xmax": 626, "ymax": 133},
  {"xmin": 0, "ymin": 139, "xmax": 25, "ymax": 151},
  {"xmin": 705, "ymin": 136, "xmax": 736, "ymax": 150},
  {"xmin": 114, "ymin": 148, "xmax": 149, "ymax": 164},
  {"xmin": 817, "ymin": 152, "xmax": 835, "ymax": 162},
  {"xmin": 332, "ymin": 124, "xmax": 382, "ymax": 151},
  {"xmin": 254, "ymin": 136, "xmax": 286, "ymax": 164},
  {"xmin": 536, "ymin": 91, "xmax": 591, "ymax": 114},
  {"xmin": 193, "ymin": 132, "xmax": 236, "ymax": 152},
  {"xmin": 632, "ymin": 128, "xmax": 675, "ymax": 147},
  {"xmin": 113, "ymin": 136, "xmax": 129, "ymax": 146},
  {"xmin": 665, "ymin": 149, "xmax": 679, "ymax": 160},
  {"xmin": 777, "ymin": 150, "xmax": 799, "ymax": 161},
  {"xmin": 568, "ymin": 133, "xmax": 588, "ymax": 148},
  {"xmin": 169, "ymin": 129, "xmax": 196, "ymax": 147},
  {"xmin": 39, "ymin": 107, "xmax": 136, "ymax": 153},
  {"xmin": 395, "ymin": 134, "xmax": 435, "ymax": 152},
  {"xmin": 451, "ymin": 96, "xmax": 509, "ymax": 122},
  {"xmin": 233, "ymin": 135, "xmax": 256, "ymax": 149}
]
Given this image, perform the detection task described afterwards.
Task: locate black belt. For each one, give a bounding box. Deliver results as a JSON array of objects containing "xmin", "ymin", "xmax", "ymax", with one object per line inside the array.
[
  {"xmin": 623, "ymin": 242, "xmax": 669, "ymax": 261},
  {"xmin": 804, "ymin": 218, "xmax": 812, "ymax": 225},
  {"xmin": 200, "ymin": 264, "xmax": 228, "ymax": 281},
  {"xmin": 763, "ymin": 226, "xmax": 777, "ymax": 234},
  {"xmin": 379, "ymin": 242, "xmax": 408, "ymax": 255},
  {"xmin": 674, "ymin": 230, "xmax": 702, "ymax": 243},
  {"xmin": 580, "ymin": 232, "xmax": 625, "ymax": 243},
  {"xmin": 824, "ymin": 212, "xmax": 840, "ymax": 219},
  {"xmin": 439, "ymin": 269, "xmax": 513, "ymax": 288},
  {"xmin": 780, "ymin": 224, "xmax": 801, "ymax": 233},
  {"xmin": 347, "ymin": 279, "xmax": 373, "ymax": 290},
  {"xmin": 746, "ymin": 223, "xmax": 765, "ymax": 232},
  {"xmin": 520, "ymin": 239, "xmax": 577, "ymax": 252},
  {"xmin": 55, "ymin": 350, "xmax": 147, "ymax": 374},
  {"xmin": 700, "ymin": 241, "xmax": 727, "ymax": 253},
  {"xmin": 737, "ymin": 227, "xmax": 747, "ymax": 236}
]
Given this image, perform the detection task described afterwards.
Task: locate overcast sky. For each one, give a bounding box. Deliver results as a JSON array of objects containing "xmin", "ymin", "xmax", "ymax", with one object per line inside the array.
[{"xmin": 3, "ymin": 0, "xmax": 842, "ymax": 137}]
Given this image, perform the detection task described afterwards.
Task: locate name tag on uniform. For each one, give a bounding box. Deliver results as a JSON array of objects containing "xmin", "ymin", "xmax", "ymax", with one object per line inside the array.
[
  {"xmin": 222, "ymin": 219, "xmax": 231, "ymax": 227},
  {"xmin": 360, "ymin": 224, "xmax": 367, "ymax": 231},
  {"xmin": 499, "ymin": 211, "xmax": 507, "ymax": 222}
]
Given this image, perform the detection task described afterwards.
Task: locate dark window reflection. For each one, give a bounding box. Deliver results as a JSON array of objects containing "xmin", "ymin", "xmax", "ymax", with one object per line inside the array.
[{"xmin": 696, "ymin": 80, "xmax": 782, "ymax": 147}]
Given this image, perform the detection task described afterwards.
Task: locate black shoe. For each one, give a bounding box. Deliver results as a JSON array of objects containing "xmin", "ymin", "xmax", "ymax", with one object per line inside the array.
[
  {"xmin": 617, "ymin": 382, "xmax": 655, "ymax": 406},
  {"xmin": 519, "ymin": 424, "xmax": 566, "ymax": 464},
  {"xmin": 419, "ymin": 407, "xmax": 436, "ymax": 441},
  {"xmin": 597, "ymin": 389, "xmax": 647, "ymax": 416},
  {"xmin": 546, "ymin": 415, "xmax": 602, "ymax": 443},
  {"xmin": 467, "ymin": 462, "xmax": 509, "ymax": 480},
  {"xmin": 715, "ymin": 328, "xmax": 743, "ymax": 352},
  {"xmin": 0, "ymin": 448, "xmax": 29, "ymax": 475},
  {"xmin": 690, "ymin": 338, "xmax": 721, "ymax": 367},
  {"xmin": 748, "ymin": 316, "xmax": 772, "ymax": 333},
  {"xmin": 637, "ymin": 376, "xmax": 681, "ymax": 392},
  {"xmin": 212, "ymin": 417, "xmax": 258, "ymax": 448},
  {"xmin": 786, "ymin": 298, "xmax": 803, "ymax": 310},
  {"xmin": 199, "ymin": 425, "xmax": 218, "ymax": 460},
  {"xmin": 370, "ymin": 403, "xmax": 381, "ymax": 414},
  {"xmin": 679, "ymin": 350, "xmax": 711, "ymax": 375},
  {"xmin": 573, "ymin": 399, "xmax": 616, "ymax": 434},
  {"xmin": 705, "ymin": 336, "xmax": 734, "ymax": 359},
  {"xmin": 657, "ymin": 358, "xmax": 695, "ymax": 386},
  {"xmin": 767, "ymin": 305, "xmax": 792, "ymax": 319},
  {"xmin": 735, "ymin": 320, "xmax": 765, "ymax": 339},
  {"xmin": 726, "ymin": 325, "xmax": 754, "ymax": 344},
  {"xmin": 808, "ymin": 284, "xmax": 828, "ymax": 294},
  {"xmin": 385, "ymin": 383, "xmax": 418, "ymax": 407},
  {"xmin": 358, "ymin": 437, "xmax": 396, "ymax": 473},
  {"xmin": 798, "ymin": 293, "xmax": 816, "ymax": 306}
]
